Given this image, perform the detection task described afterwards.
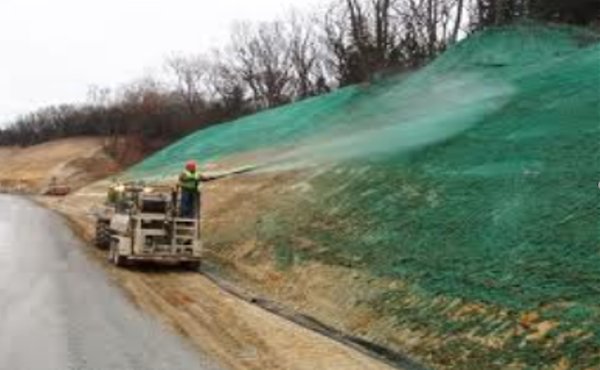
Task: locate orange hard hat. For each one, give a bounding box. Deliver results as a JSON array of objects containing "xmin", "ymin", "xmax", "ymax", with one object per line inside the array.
[{"xmin": 185, "ymin": 160, "xmax": 197, "ymax": 172}]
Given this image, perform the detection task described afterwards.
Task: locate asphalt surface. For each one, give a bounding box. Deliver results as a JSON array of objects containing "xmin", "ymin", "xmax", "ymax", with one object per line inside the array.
[{"xmin": 0, "ymin": 195, "xmax": 220, "ymax": 370}]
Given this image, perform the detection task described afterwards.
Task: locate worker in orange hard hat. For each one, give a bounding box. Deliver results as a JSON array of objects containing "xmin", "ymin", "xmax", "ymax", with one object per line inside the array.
[
  {"xmin": 178, "ymin": 160, "xmax": 257, "ymax": 218},
  {"xmin": 178, "ymin": 160, "xmax": 227, "ymax": 218},
  {"xmin": 179, "ymin": 160, "xmax": 203, "ymax": 218}
]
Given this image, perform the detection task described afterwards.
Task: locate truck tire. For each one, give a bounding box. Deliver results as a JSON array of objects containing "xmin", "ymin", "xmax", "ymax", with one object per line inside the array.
[
  {"xmin": 182, "ymin": 260, "xmax": 201, "ymax": 271},
  {"xmin": 95, "ymin": 219, "xmax": 111, "ymax": 250},
  {"xmin": 114, "ymin": 253, "xmax": 127, "ymax": 267},
  {"xmin": 109, "ymin": 239, "xmax": 127, "ymax": 267}
]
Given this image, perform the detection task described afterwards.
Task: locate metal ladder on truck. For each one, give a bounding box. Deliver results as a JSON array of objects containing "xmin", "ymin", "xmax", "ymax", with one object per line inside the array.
[{"xmin": 171, "ymin": 217, "xmax": 199, "ymax": 253}]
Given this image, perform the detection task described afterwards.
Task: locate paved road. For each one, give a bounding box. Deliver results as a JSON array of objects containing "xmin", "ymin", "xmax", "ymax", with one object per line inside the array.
[{"xmin": 0, "ymin": 195, "xmax": 220, "ymax": 370}]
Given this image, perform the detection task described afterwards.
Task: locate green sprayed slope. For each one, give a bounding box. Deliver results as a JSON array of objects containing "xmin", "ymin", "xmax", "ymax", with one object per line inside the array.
[
  {"xmin": 129, "ymin": 23, "xmax": 598, "ymax": 178},
  {"xmin": 129, "ymin": 24, "xmax": 600, "ymax": 307},
  {"xmin": 129, "ymin": 23, "xmax": 600, "ymax": 366}
]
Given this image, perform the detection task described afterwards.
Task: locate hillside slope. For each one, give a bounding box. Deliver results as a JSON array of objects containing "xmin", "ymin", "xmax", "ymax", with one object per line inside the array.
[
  {"xmin": 125, "ymin": 24, "xmax": 600, "ymax": 368},
  {"xmin": 0, "ymin": 137, "xmax": 119, "ymax": 193}
]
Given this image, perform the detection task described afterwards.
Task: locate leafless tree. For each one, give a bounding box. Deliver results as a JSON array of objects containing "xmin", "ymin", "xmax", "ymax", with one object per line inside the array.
[
  {"xmin": 229, "ymin": 21, "xmax": 293, "ymax": 108},
  {"xmin": 319, "ymin": 0, "xmax": 407, "ymax": 85},
  {"xmin": 395, "ymin": 0, "xmax": 456, "ymax": 58},
  {"xmin": 165, "ymin": 54, "xmax": 208, "ymax": 115},
  {"xmin": 451, "ymin": 0, "xmax": 465, "ymax": 43},
  {"xmin": 205, "ymin": 51, "xmax": 249, "ymax": 116},
  {"xmin": 4, "ymin": 0, "xmax": 596, "ymax": 154},
  {"xmin": 287, "ymin": 12, "xmax": 328, "ymax": 99}
]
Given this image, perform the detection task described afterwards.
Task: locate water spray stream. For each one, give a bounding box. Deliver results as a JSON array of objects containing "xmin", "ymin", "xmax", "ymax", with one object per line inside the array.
[{"xmin": 239, "ymin": 73, "xmax": 514, "ymax": 174}]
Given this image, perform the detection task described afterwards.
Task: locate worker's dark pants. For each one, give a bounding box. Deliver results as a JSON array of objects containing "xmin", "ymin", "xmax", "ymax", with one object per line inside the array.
[{"xmin": 180, "ymin": 189, "xmax": 200, "ymax": 218}]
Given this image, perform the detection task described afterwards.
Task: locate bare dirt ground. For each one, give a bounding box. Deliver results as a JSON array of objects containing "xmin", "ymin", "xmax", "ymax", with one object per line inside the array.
[{"xmin": 0, "ymin": 137, "xmax": 119, "ymax": 193}]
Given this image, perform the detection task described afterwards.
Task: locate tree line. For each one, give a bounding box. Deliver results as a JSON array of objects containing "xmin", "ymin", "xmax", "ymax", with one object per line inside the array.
[{"xmin": 0, "ymin": 0, "xmax": 597, "ymax": 164}]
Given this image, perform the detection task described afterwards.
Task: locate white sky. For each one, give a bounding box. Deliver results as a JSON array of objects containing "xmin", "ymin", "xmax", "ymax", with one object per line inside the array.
[{"xmin": 0, "ymin": 0, "xmax": 323, "ymax": 124}]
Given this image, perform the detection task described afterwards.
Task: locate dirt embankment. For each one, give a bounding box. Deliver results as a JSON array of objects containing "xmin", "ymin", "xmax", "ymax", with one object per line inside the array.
[{"xmin": 0, "ymin": 137, "xmax": 119, "ymax": 194}]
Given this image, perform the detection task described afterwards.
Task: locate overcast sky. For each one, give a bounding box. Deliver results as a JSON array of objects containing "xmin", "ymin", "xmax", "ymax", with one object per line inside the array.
[{"xmin": 0, "ymin": 0, "xmax": 323, "ymax": 124}]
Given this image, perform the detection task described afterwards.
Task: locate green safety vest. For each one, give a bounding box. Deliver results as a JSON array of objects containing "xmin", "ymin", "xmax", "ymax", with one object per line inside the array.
[{"xmin": 180, "ymin": 170, "xmax": 201, "ymax": 191}]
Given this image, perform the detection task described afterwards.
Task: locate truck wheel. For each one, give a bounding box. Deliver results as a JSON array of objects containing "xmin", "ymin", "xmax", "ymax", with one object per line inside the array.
[
  {"xmin": 114, "ymin": 253, "xmax": 127, "ymax": 267},
  {"xmin": 107, "ymin": 239, "xmax": 115, "ymax": 262},
  {"xmin": 109, "ymin": 239, "xmax": 127, "ymax": 267},
  {"xmin": 183, "ymin": 261, "xmax": 201, "ymax": 271},
  {"xmin": 95, "ymin": 220, "xmax": 111, "ymax": 250}
]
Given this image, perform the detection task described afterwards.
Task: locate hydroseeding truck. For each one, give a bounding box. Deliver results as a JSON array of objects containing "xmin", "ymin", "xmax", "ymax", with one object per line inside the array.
[
  {"xmin": 95, "ymin": 182, "xmax": 202, "ymax": 269},
  {"xmin": 94, "ymin": 166, "xmax": 255, "ymax": 269}
]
